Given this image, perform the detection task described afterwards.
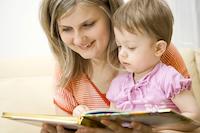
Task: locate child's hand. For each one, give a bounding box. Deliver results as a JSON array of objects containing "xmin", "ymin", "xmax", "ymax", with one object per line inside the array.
[{"xmin": 72, "ymin": 105, "xmax": 90, "ymax": 117}]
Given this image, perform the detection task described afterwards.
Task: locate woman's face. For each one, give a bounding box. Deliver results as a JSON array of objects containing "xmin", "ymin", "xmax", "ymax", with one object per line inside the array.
[{"xmin": 57, "ymin": 3, "xmax": 111, "ymax": 60}]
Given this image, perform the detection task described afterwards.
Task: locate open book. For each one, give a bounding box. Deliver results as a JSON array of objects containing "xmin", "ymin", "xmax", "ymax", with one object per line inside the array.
[{"xmin": 2, "ymin": 109, "xmax": 200, "ymax": 131}]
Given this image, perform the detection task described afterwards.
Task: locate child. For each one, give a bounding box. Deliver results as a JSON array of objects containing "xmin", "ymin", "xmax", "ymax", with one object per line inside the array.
[{"xmin": 107, "ymin": 0, "xmax": 200, "ymax": 128}]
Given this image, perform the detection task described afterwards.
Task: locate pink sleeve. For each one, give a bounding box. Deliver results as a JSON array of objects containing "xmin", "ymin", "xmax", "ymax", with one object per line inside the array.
[
  {"xmin": 163, "ymin": 66, "xmax": 192, "ymax": 99},
  {"xmin": 106, "ymin": 74, "xmax": 126, "ymax": 103},
  {"xmin": 53, "ymin": 83, "xmax": 78, "ymax": 114}
]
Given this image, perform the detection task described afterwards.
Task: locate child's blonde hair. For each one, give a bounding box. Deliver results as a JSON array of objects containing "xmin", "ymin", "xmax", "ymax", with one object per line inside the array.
[
  {"xmin": 108, "ymin": 0, "xmax": 174, "ymax": 68},
  {"xmin": 39, "ymin": 0, "xmax": 120, "ymax": 88}
]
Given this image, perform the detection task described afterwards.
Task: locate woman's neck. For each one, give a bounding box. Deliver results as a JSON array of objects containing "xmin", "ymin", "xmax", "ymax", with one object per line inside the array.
[
  {"xmin": 90, "ymin": 58, "xmax": 118, "ymax": 93},
  {"xmin": 91, "ymin": 52, "xmax": 107, "ymax": 65}
]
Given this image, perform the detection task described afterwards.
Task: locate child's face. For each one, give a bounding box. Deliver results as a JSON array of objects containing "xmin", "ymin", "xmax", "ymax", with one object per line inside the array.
[{"xmin": 114, "ymin": 28, "xmax": 160, "ymax": 74}]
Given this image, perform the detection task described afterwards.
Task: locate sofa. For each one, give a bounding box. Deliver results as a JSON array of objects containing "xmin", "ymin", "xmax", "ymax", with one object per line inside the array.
[{"xmin": 0, "ymin": 48, "xmax": 200, "ymax": 133}]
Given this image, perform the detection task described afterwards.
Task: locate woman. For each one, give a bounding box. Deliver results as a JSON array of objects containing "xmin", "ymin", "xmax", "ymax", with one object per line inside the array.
[{"xmin": 39, "ymin": 0, "xmax": 199, "ymax": 132}]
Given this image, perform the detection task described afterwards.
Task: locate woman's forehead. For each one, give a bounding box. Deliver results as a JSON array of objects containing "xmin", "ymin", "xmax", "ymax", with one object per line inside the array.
[
  {"xmin": 58, "ymin": 3, "xmax": 107, "ymax": 25},
  {"xmin": 59, "ymin": 3, "xmax": 99, "ymax": 19}
]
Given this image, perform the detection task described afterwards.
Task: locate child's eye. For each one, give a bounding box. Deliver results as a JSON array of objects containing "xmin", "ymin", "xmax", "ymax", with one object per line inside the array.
[
  {"xmin": 117, "ymin": 46, "xmax": 121, "ymax": 51},
  {"xmin": 128, "ymin": 47, "xmax": 136, "ymax": 50}
]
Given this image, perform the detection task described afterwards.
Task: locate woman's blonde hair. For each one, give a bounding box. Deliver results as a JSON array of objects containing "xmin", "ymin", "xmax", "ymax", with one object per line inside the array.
[
  {"xmin": 108, "ymin": 0, "xmax": 174, "ymax": 68},
  {"xmin": 39, "ymin": 0, "xmax": 120, "ymax": 88}
]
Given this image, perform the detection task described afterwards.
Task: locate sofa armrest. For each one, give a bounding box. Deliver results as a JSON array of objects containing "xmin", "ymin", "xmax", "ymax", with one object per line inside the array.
[
  {"xmin": 0, "ymin": 56, "xmax": 56, "ymax": 133},
  {"xmin": 178, "ymin": 48, "xmax": 200, "ymax": 107}
]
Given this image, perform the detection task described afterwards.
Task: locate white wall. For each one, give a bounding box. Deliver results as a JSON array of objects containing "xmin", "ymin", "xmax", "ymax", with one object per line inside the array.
[
  {"xmin": 0, "ymin": 0, "xmax": 51, "ymax": 58},
  {"xmin": 167, "ymin": 0, "xmax": 200, "ymax": 48},
  {"xmin": 0, "ymin": 0, "xmax": 199, "ymax": 59}
]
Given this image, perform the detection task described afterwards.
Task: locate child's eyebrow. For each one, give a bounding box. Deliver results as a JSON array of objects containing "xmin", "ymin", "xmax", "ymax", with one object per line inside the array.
[{"xmin": 116, "ymin": 40, "xmax": 134, "ymax": 46}]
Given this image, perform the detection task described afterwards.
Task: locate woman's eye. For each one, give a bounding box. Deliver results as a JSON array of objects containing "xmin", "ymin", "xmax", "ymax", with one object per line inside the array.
[
  {"xmin": 83, "ymin": 22, "xmax": 95, "ymax": 27},
  {"xmin": 62, "ymin": 27, "xmax": 72, "ymax": 32}
]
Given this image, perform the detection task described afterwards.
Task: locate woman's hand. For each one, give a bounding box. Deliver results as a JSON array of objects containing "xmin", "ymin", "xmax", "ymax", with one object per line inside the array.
[
  {"xmin": 41, "ymin": 123, "xmax": 75, "ymax": 133},
  {"xmin": 156, "ymin": 127, "xmax": 200, "ymax": 133},
  {"xmin": 75, "ymin": 127, "xmax": 113, "ymax": 133},
  {"xmin": 101, "ymin": 120, "xmax": 154, "ymax": 133},
  {"xmin": 75, "ymin": 120, "xmax": 154, "ymax": 133}
]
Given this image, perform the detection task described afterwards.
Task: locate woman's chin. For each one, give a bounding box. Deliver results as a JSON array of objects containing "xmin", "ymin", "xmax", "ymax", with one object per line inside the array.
[{"xmin": 80, "ymin": 54, "xmax": 93, "ymax": 59}]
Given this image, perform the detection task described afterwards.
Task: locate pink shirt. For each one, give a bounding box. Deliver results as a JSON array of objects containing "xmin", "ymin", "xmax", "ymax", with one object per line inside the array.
[{"xmin": 106, "ymin": 63, "xmax": 191, "ymax": 112}]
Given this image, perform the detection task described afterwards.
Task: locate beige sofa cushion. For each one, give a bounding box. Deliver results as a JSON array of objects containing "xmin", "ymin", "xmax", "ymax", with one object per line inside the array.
[
  {"xmin": 0, "ymin": 57, "xmax": 55, "ymax": 78},
  {"xmin": 0, "ymin": 57, "xmax": 56, "ymax": 133},
  {"xmin": 178, "ymin": 48, "xmax": 200, "ymax": 107},
  {"xmin": 0, "ymin": 76, "xmax": 56, "ymax": 133}
]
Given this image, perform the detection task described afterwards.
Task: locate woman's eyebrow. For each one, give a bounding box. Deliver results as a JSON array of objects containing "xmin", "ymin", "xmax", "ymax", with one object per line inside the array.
[
  {"xmin": 80, "ymin": 19, "xmax": 96, "ymax": 25},
  {"xmin": 58, "ymin": 19, "xmax": 94, "ymax": 28},
  {"xmin": 58, "ymin": 25, "xmax": 68, "ymax": 28}
]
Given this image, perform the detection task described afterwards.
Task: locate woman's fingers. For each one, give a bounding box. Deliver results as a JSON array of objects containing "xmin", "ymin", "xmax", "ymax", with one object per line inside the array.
[
  {"xmin": 101, "ymin": 120, "xmax": 132, "ymax": 133},
  {"xmin": 40, "ymin": 128, "xmax": 49, "ymax": 133},
  {"xmin": 41, "ymin": 123, "xmax": 57, "ymax": 133},
  {"xmin": 41, "ymin": 124, "xmax": 75, "ymax": 133},
  {"xmin": 131, "ymin": 122, "xmax": 153, "ymax": 133},
  {"xmin": 76, "ymin": 127, "xmax": 113, "ymax": 133},
  {"xmin": 101, "ymin": 120, "xmax": 154, "ymax": 133},
  {"xmin": 101, "ymin": 119, "xmax": 122, "ymax": 132},
  {"xmin": 56, "ymin": 125, "xmax": 76, "ymax": 133}
]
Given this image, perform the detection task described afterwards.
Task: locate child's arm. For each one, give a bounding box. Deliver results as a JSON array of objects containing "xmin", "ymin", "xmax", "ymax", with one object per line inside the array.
[
  {"xmin": 72, "ymin": 105, "xmax": 90, "ymax": 117},
  {"xmin": 172, "ymin": 89, "xmax": 200, "ymax": 122}
]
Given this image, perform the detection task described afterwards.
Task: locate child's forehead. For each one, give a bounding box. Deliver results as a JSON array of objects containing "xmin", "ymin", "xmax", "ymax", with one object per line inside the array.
[
  {"xmin": 114, "ymin": 26, "xmax": 148, "ymax": 38},
  {"xmin": 115, "ymin": 39, "xmax": 137, "ymax": 46},
  {"xmin": 115, "ymin": 27, "xmax": 156, "ymax": 41}
]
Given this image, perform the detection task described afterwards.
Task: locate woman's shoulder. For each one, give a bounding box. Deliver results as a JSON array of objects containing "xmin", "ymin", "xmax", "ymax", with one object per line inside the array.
[{"xmin": 161, "ymin": 44, "xmax": 189, "ymax": 77}]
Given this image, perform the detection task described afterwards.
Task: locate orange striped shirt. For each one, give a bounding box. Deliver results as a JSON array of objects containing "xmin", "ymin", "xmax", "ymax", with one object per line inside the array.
[
  {"xmin": 54, "ymin": 44, "xmax": 189, "ymax": 114},
  {"xmin": 161, "ymin": 44, "xmax": 189, "ymax": 78},
  {"xmin": 54, "ymin": 74, "xmax": 110, "ymax": 114}
]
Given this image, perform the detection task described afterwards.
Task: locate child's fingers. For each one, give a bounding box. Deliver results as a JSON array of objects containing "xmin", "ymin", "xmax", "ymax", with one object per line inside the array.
[
  {"xmin": 73, "ymin": 105, "xmax": 90, "ymax": 116},
  {"xmin": 78, "ymin": 106, "xmax": 89, "ymax": 113}
]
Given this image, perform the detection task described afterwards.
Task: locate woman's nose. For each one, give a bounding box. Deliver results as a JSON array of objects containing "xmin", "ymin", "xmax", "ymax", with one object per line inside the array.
[{"xmin": 73, "ymin": 32, "xmax": 87, "ymax": 47}]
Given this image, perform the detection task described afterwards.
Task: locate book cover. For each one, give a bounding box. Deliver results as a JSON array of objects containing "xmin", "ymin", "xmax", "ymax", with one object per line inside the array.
[
  {"xmin": 2, "ymin": 109, "xmax": 200, "ymax": 131},
  {"xmin": 82, "ymin": 109, "xmax": 200, "ymax": 131}
]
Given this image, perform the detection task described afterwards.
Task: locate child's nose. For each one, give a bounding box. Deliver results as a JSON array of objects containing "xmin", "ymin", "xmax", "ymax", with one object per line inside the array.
[{"xmin": 119, "ymin": 48, "xmax": 128, "ymax": 58}]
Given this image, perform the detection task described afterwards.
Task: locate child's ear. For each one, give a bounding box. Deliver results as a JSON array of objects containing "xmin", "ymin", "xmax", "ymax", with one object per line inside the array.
[{"xmin": 154, "ymin": 40, "xmax": 167, "ymax": 57}]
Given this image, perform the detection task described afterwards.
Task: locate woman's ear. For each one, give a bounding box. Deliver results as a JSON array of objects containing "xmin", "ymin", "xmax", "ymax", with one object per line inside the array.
[{"xmin": 154, "ymin": 40, "xmax": 167, "ymax": 57}]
